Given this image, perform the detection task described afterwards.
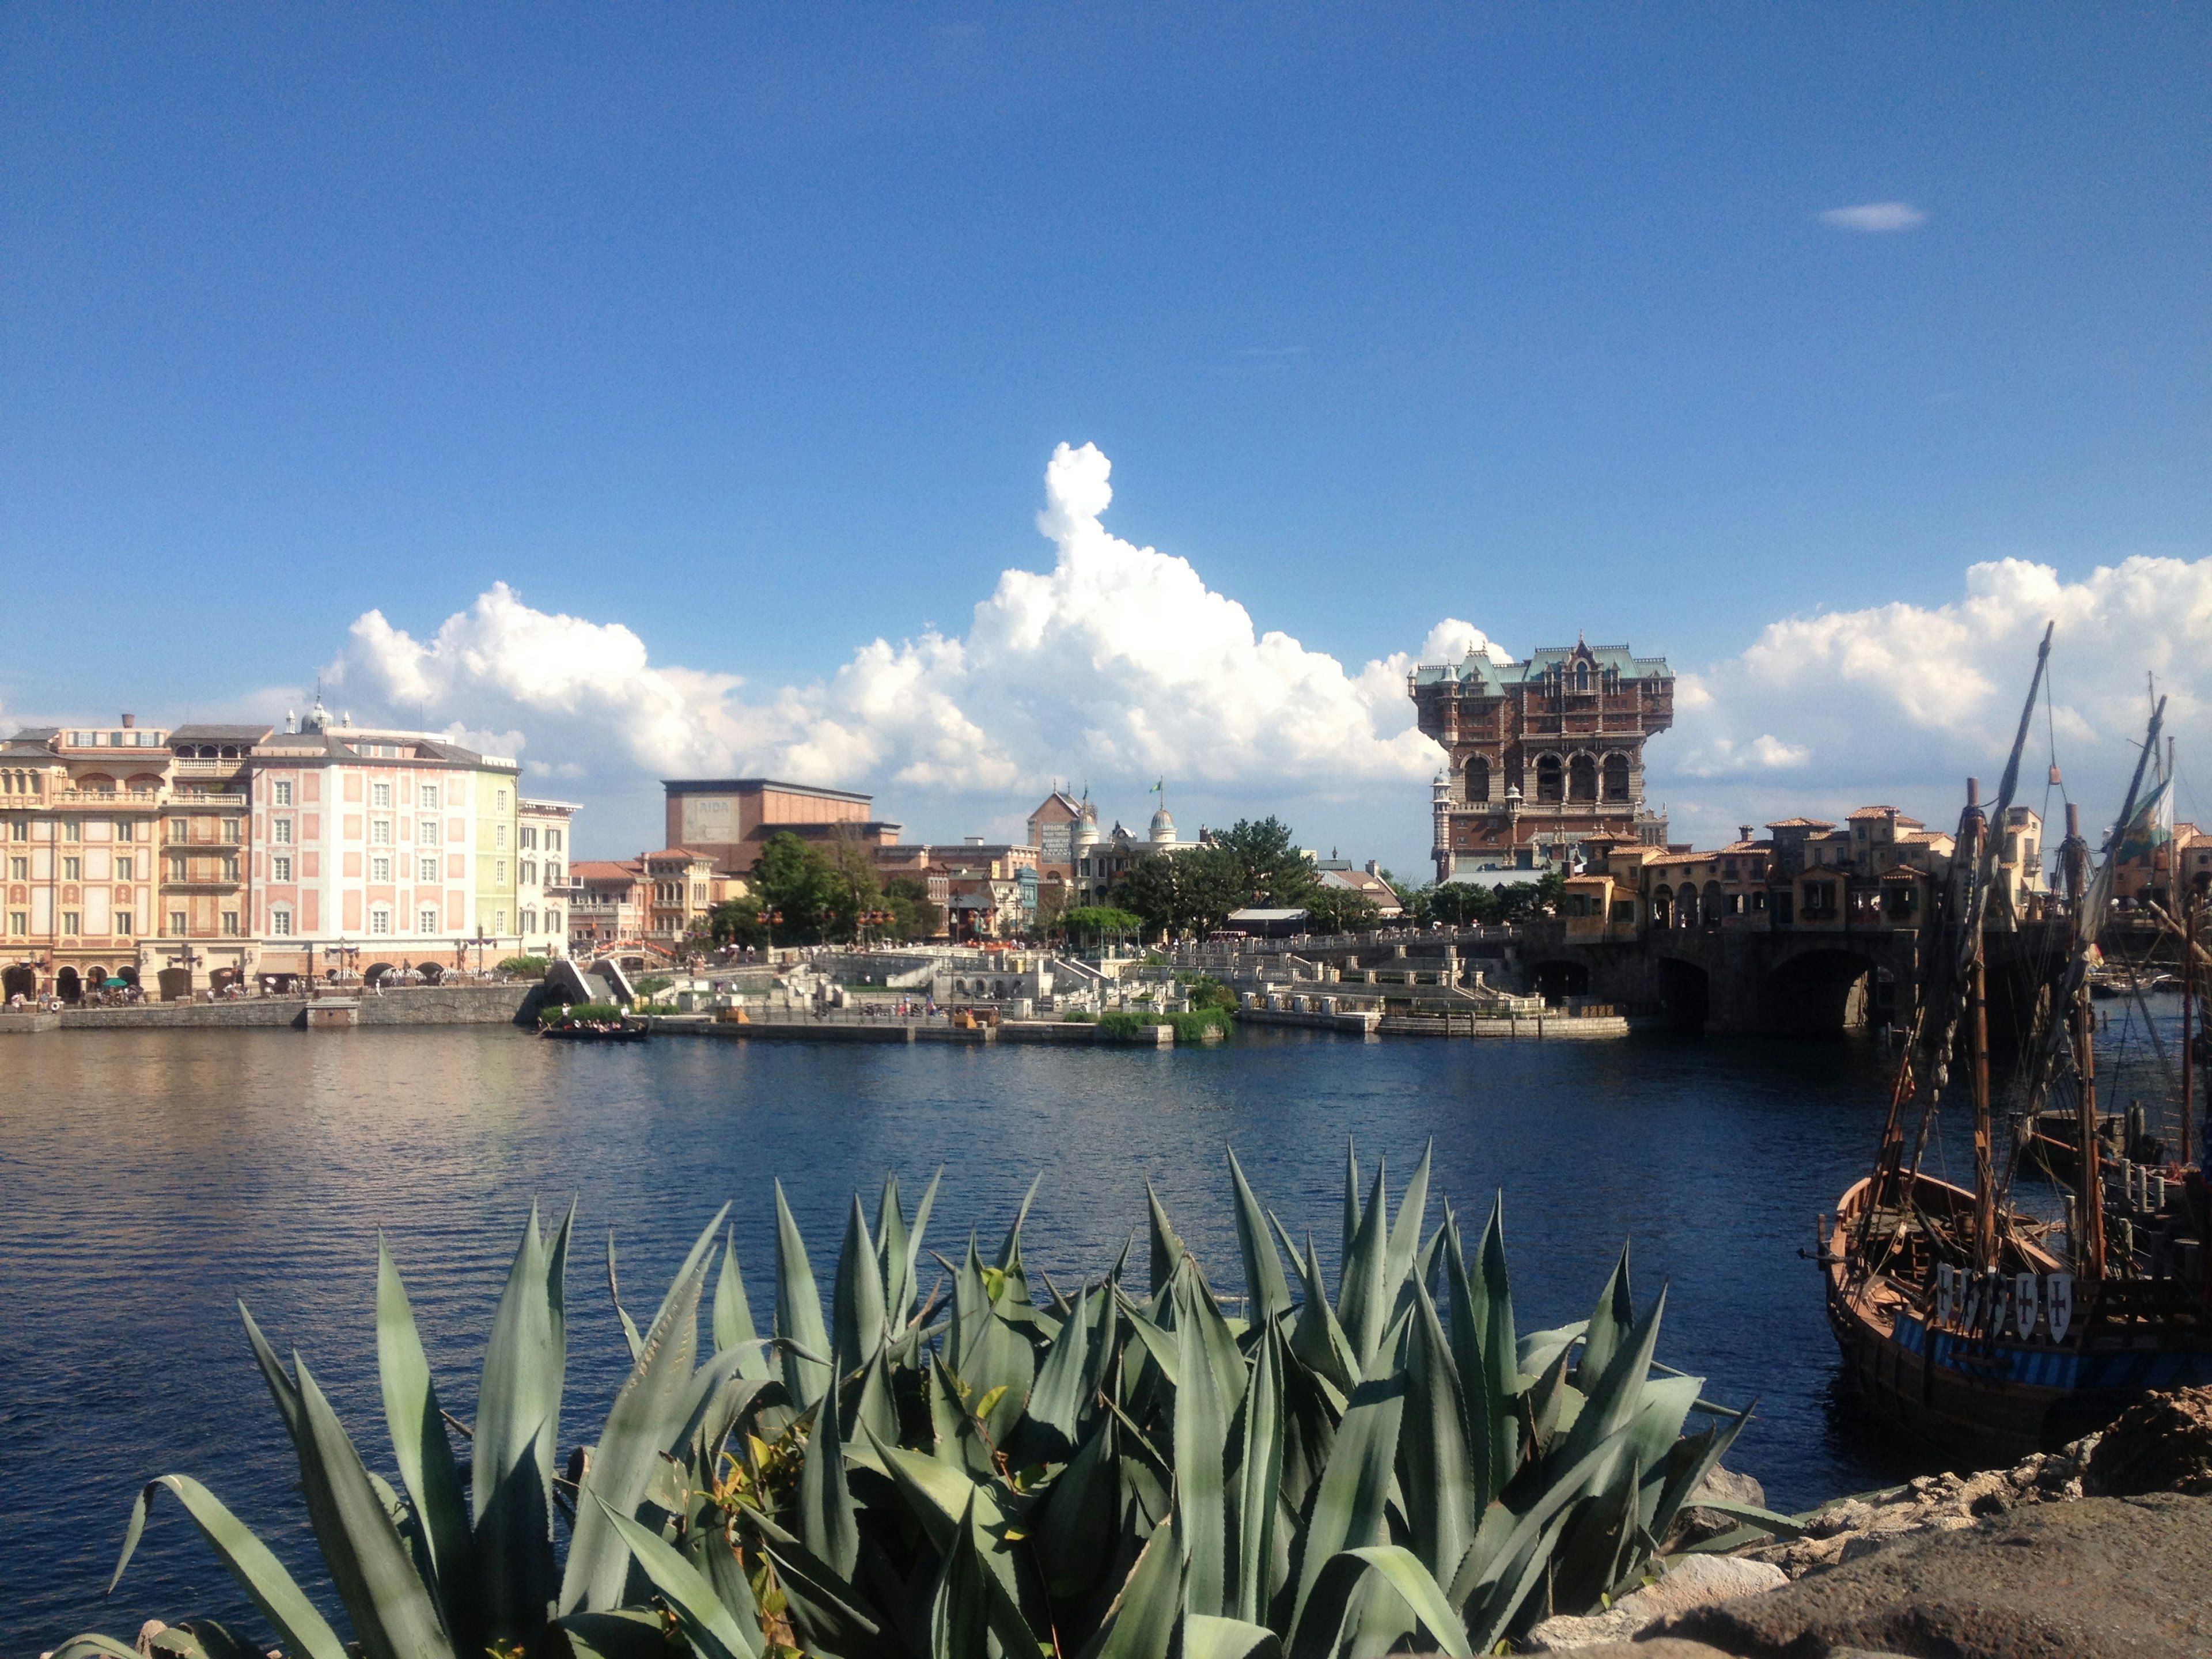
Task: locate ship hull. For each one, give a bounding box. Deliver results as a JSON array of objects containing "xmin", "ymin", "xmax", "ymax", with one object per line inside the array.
[{"xmin": 1825, "ymin": 1176, "xmax": 2212, "ymax": 1467}]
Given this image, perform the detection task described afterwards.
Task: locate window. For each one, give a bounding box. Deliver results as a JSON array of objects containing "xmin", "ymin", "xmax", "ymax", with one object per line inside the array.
[
  {"xmin": 8, "ymin": 911, "xmax": 24, "ymax": 935},
  {"xmin": 370, "ymin": 907, "xmax": 391, "ymax": 935},
  {"xmin": 65, "ymin": 820, "xmax": 81, "ymax": 842},
  {"xmin": 546, "ymin": 908, "xmax": 560, "ymax": 935},
  {"xmin": 370, "ymin": 819, "xmax": 390, "ymax": 845},
  {"xmin": 370, "ymin": 855, "xmax": 391, "ymax": 882},
  {"xmin": 419, "ymin": 784, "xmax": 438, "ymax": 811},
  {"xmin": 270, "ymin": 908, "xmax": 292, "ymax": 936},
  {"xmin": 9, "ymin": 819, "xmax": 24, "ymax": 840},
  {"xmin": 62, "ymin": 911, "xmax": 79, "ymax": 935},
  {"xmin": 495, "ymin": 859, "xmax": 506, "ymax": 884},
  {"xmin": 495, "ymin": 823, "xmax": 507, "ymax": 850},
  {"xmin": 115, "ymin": 911, "xmax": 133, "ymax": 935},
  {"xmin": 221, "ymin": 910, "xmax": 239, "ymax": 936},
  {"xmin": 9, "ymin": 857, "xmax": 23, "ymax": 880},
  {"xmin": 116, "ymin": 819, "xmax": 135, "ymax": 841},
  {"xmin": 372, "ymin": 781, "xmax": 392, "ymax": 808},
  {"xmin": 546, "ymin": 862, "xmax": 561, "ymax": 885},
  {"xmin": 115, "ymin": 855, "xmax": 133, "ymax": 881},
  {"xmin": 63, "ymin": 856, "xmax": 81, "ymax": 881},
  {"xmin": 521, "ymin": 908, "xmax": 537, "ymax": 933},
  {"xmin": 420, "ymin": 855, "xmax": 439, "ymax": 882},
  {"xmin": 169, "ymin": 911, "xmax": 188, "ymax": 936},
  {"xmin": 222, "ymin": 817, "xmax": 241, "ymax": 843},
  {"xmin": 272, "ymin": 855, "xmax": 293, "ymax": 882},
  {"xmin": 520, "ymin": 859, "xmax": 536, "ymax": 885},
  {"xmin": 1535, "ymin": 755, "xmax": 1563, "ymax": 802},
  {"xmin": 520, "ymin": 826, "xmax": 537, "ymax": 850},
  {"xmin": 273, "ymin": 780, "xmax": 293, "ymax": 806},
  {"xmin": 419, "ymin": 818, "xmax": 440, "ymax": 845},
  {"xmin": 547, "ymin": 830, "xmax": 561, "ymax": 851},
  {"xmin": 496, "ymin": 789, "xmax": 508, "ymax": 812},
  {"xmin": 494, "ymin": 908, "xmax": 506, "ymax": 932},
  {"xmin": 419, "ymin": 907, "xmax": 440, "ymax": 933},
  {"xmin": 274, "ymin": 818, "xmax": 293, "ymax": 844}
]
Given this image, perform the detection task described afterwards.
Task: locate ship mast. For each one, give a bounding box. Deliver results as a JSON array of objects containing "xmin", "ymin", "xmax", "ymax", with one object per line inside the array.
[
  {"xmin": 1965, "ymin": 779, "xmax": 1997, "ymax": 1271},
  {"xmin": 1962, "ymin": 623, "xmax": 2054, "ymax": 1270}
]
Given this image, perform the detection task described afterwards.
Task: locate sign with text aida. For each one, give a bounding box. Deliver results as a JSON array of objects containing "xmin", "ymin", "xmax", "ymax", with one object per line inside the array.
[{"xmin": 680, "ymin": 796, "xmax": 736, "ymax": 843}]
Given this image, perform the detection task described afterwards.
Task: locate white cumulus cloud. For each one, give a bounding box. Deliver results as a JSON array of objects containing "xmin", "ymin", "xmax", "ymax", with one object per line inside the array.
[
  {"xmin": 333, "ymin": 443, "xmax": 1483, "ymax": 850},
  {"xmin": 1819, "ymin": 201, "xmax": 1929, "ymax": 233},
  {"xmin": 1656, "ymin": 555, "xmax": 2212, "ymax": 844}
]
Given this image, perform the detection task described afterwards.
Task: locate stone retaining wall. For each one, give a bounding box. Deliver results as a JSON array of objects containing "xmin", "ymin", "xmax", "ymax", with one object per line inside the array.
[{"xmin": 46, "ymin": 984, "xmax": 543, "ymax": 1031}]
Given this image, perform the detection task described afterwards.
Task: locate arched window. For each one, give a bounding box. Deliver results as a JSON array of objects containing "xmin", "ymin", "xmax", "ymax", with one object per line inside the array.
[
  {"xmin": 1676, "ymin": 886, "xmax": 1698, "ymax": 927},
  {"xmin": 1652, "ymin": 885, "xmax": 1672, "ymax": 928},
  {"xmin": 1467, "ymin": 757, "xmax": 1490, "ymax": 802},
  {"xmin": 1602, "ymin": 754, "xmax": 1631, "ymax": 802},
  {"xmin": 1569, "ymin": 755, "xmax": 1597, "ymax": 801},
  {"xmin": 1574, "ymin": 661, "xmax": 1589, "ymax": 692},
  {"xmin": 1535, "ymin": 755, "xmax": 1563, "ymax": 802},
  {"xmin": 1703, "ymin": 881, "xmax": 1725, "ymax": 925}
]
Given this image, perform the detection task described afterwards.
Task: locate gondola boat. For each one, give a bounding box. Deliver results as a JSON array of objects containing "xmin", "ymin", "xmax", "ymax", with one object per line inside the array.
[
  {"xmin": 1820, "ymin": 628, "xmax": 2212, "ymax": 1466},
  {"xmin": 538, "ymin": 1020, "xmax": 650, "ymax": 1043}
]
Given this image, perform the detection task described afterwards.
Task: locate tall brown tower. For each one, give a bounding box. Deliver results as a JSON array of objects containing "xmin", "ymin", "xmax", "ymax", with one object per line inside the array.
[{"xmin": 1408, "ymin": 639, "xmax": 1673, "ymax": 884}]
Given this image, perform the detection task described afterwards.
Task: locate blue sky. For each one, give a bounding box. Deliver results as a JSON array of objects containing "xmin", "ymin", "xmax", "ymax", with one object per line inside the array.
[{"xmin": 6, "ymin": 6, "xmax": 2207, "ymax": 868}]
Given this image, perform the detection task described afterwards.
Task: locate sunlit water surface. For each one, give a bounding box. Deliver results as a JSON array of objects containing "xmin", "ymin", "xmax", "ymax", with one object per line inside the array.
[{"xmin": 2, "ymin": 1012, "xmax": 2185, "ymax": 1654}]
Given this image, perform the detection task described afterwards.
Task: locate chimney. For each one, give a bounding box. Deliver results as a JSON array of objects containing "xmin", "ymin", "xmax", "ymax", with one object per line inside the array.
[
  {"xmin": 1966, "ymin": 777, "xmax": 1980, "ymax": 808},
  {"xmin": 121, "ymin": 713, "xmax": 135, "ymax": 728},
  {"xmin": 1738, "ymin": 824, "xmax": 1753, "ymax": 843}
]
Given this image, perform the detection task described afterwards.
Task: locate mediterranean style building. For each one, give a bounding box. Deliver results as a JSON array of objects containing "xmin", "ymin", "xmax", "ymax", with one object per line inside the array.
[
  {"xmin": 516, "ymin": 798, "xmax": 578, "ymax": 957},
  {"xmin": 3, "ymin": 700, "xmax": 566, "ymax": 1001},
  {"xmin": 1408, "ymin": 638, "xmax": 1675, "ymax": 884}
]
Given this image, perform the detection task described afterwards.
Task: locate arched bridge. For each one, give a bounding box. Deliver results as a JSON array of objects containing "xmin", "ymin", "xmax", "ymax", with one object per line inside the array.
[{"xmin": 1517, "ymin": 919, "xmax": 2070, "ymax": 1036}]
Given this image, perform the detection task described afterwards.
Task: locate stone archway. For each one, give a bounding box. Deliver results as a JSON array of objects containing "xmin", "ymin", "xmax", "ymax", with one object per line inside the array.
[
  {"xmin": 56, "ymin": 966, "xmax": 82, "ymax": 1002},
  {"xmin": 157, "ymin": 966, "xmax": 194, "ymax": 1001},
  {"xmin": 1658, "ymin": 956, "xmax": 1710, "ymax": 1032},
  {"xmin": 1763, "ymin": 947, "xmax": 1883, "ymax": 1033},
  {"xmin": 1530, "ymin": 959, "xmax": 1590, "ymax": 1005},
  {"xmin": 3, "ymin": 963, "xmax": 37, "ymax": 1001}
]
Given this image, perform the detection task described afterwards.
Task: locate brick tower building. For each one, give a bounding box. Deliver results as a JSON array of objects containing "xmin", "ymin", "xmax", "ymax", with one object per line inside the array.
[{"xmin": 1408, "ymin": 638, "xmax": 1673, "ymax": 884}]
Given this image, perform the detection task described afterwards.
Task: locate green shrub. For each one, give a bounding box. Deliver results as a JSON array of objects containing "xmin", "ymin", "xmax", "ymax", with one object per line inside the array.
[
  {"xmin": 1177, "ymin": 971, "xmax": 1237, "ymax": 1010},
  {"xmin": 60, "ymin": 1150, "xmax": 1776, "ymax": 1659},
  {"xmin": 538, "ymin": 1001, "xmax": 623, "ymax": 1025},
  {"xmin": 1061, "ymin": 1009, "xmax": 1098, "ymax": 1023},
  {"xmin": 1164, "ymin": 1005, "xmax": 1235, "ymax": 1041},
  {"xmin": 632, "ymin": 975, "xmax": 673, "ymax": 997},
  {"xmin": 497, "ymin": 955, "xmax": 551, "ymax": 977}
]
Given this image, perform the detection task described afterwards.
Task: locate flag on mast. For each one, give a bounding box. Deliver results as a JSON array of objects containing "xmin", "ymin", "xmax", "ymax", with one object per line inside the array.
[{"xmin": 2113, "ymin": 779, "xmax": 2173, "ymax": 867}]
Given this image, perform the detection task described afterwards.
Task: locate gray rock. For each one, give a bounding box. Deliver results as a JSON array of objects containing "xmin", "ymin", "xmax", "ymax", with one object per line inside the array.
[
  {"xmin": 1661, "ymin": 1493, "xmax": 2212, "ymax": 1658},
  {"xmin": 1525, "ymin": 1554, "xmax": 1786, "ymax": 1649}
]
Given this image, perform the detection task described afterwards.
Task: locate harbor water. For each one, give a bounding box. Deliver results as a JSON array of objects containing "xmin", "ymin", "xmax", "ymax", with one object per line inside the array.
[{"xmin": 0, "ymin": 1010, "xmax": 2186, "ymax": 1653}]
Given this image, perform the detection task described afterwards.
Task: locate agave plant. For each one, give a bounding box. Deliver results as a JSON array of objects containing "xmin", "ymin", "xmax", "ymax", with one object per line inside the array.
[{"xmin": 58, "ymin": 1145, "xmax": 1790, "ymax": 1659}]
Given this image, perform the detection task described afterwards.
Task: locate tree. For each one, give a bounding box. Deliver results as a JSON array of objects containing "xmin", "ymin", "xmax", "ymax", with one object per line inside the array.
[
  {"xmin": 1429, "ymin": 882, "xmax": 1503, "ymax": 927},
  {"xmin": 1111, "ymin": 846, "xmax": 1247, "ymax": 938},
  {"xmin": 1060, "ymin": 904, "xmax": 1143, "ymax": 945},
  {"xmin": 882, "ymin": 876, "xmax": 944, "ymax": 941},
  {"xmin": 1211, "ymin": 816, "xmax": 1317, "ymax": 908},
  {"xmin": 748, "ymin": 833, "xmax": 847, "ymax": 945},
  {"xmin": 1304, "ymin": 886, "xmax": 1381, "ymax": 934},
  {"xmin": 705, "ymin": 899, "xmax": 770, "ymax": 948}
]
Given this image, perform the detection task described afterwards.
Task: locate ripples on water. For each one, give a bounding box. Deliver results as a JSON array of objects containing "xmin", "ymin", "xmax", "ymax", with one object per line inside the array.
[{"xmin": 1, "ymin": 1014, "xmax": 2181, "ymax": 1654}]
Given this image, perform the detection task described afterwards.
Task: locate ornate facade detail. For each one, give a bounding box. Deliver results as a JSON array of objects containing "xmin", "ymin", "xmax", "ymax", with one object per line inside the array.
[{"xmin": 1408, "ymin": 638, "xmax": 1673, "ymax": 884}]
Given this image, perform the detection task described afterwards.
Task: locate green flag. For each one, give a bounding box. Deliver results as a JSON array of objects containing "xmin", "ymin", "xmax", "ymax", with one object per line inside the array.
[{"xmin": 2114, "ymin": 779, "xmax": 2172, "ymax": 865}]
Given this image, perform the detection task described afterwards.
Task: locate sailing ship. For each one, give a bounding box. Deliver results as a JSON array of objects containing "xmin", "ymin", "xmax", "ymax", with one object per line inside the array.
[{"xmin": 1820, "ymin": 627, "xmax": 2212, "ymax": 1467}]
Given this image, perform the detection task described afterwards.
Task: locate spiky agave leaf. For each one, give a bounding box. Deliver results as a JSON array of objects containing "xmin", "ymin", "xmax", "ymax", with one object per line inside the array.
[
  {"xmin": 471, "ymin": 1199, "xmax": 574, "ymax": 1641},
  {"xmin": 560, "ymin": 1205, "xmax": 730, "ymax": 1614},
  {"xmin": 773, "ymin": 1180, "xmax": 832, "ymax": 1410},
  {"xmin": 376, "ymin": 1237, "xmax": 475, "ymax": 1639}
]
